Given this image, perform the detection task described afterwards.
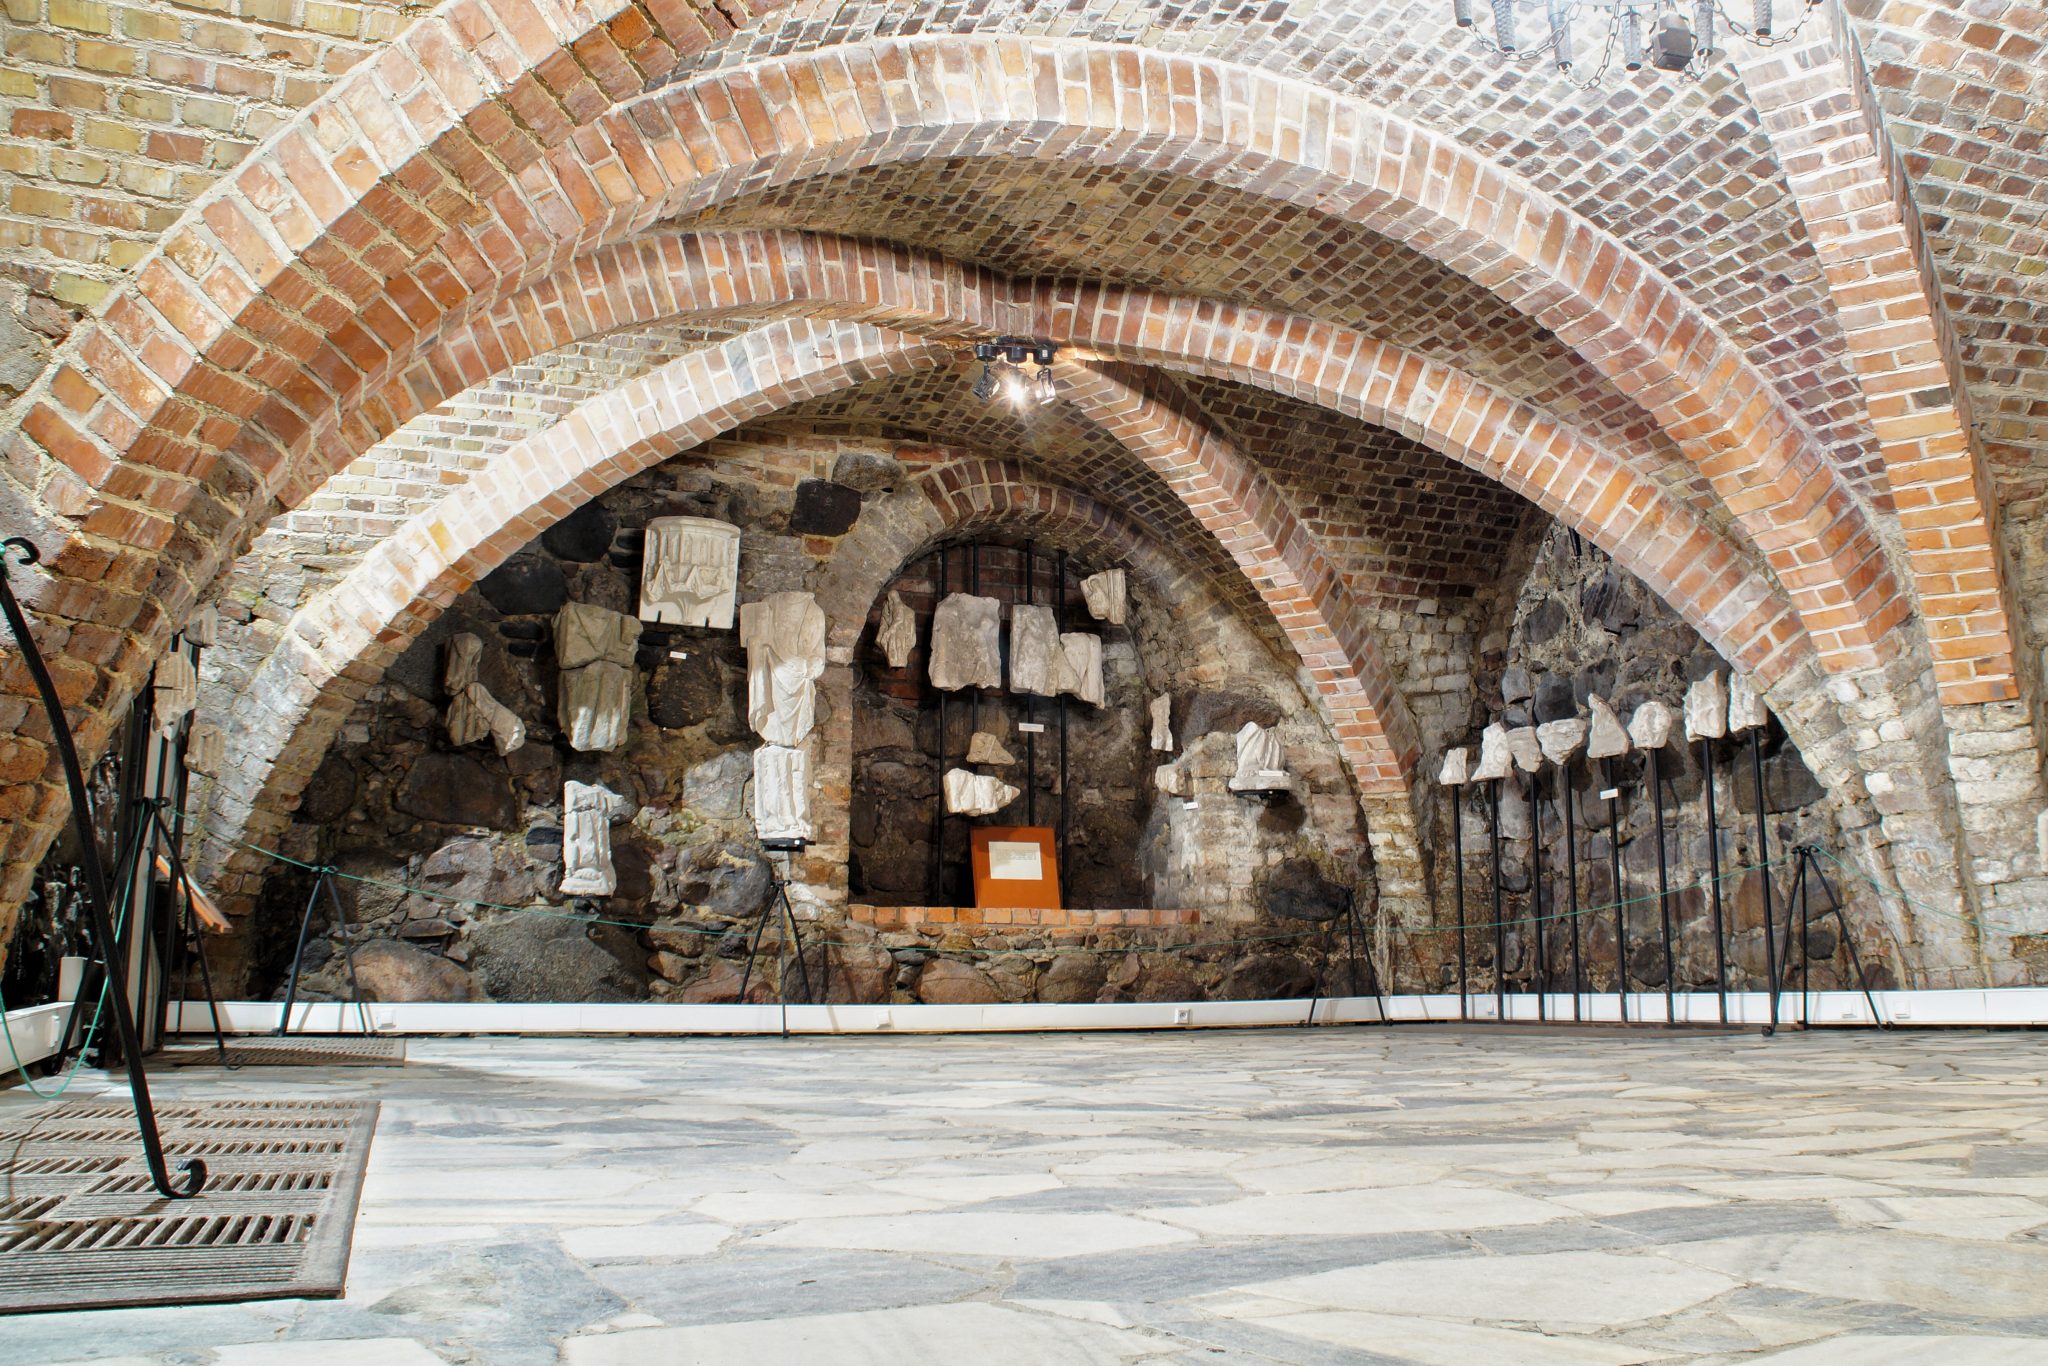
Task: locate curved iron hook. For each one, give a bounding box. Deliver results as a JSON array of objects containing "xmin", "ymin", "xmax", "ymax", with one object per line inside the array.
[{"xmin": 0, "ymin": 536, "xmax": 206, "ymax": 1198}]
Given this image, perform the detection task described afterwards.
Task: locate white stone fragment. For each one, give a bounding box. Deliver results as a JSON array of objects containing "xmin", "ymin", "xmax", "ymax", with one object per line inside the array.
[
  {"xmin": 153, "ymin": 651, "xmax": 197, "ymax": 740},
  {"xmin": 185, "ymin": 721, "xmax": 225, "ymax": 777},
  {"xmin": 555, "ymin": 601, "xmax": 641, "ymax": 671},
  {"xmin": 876, "ymin": 590, "xmax": 917, "ymax": 670},
  {"xmin": 1586, "ymin": 695, "xmax": 1632, "ymax": 760},
  {"xmin": 739, "ymin": 591, "xmax": 826, "ymax": 746},
  {"xmin": 1629, "ymin": 700, "xmax": 1676, "ymax": 750},
  {"xmin": 944, "ymin": 768, "xmax": 1019, "ymax": 817},
  {"xmin": 1150, "ymin": 694, "xmax": 1173, "ymax": 752},
  {"xmin": 1081, "ymin": 569, "xmax": 1127, "ymax": 625},
  {"xmin": 966, "ymin": 732, "xmax": 1016, "ymax": 765},
  {"xmin": 1684, "ymin": 671, "xmax": 1728, "ymax": 743},
  {"xmin": 1154, "ymin": 762, "xmax": 1188, "ymax": 797},
  {"xmin": 1506, "ymin": 726, "xmax": 1543, "ymax": 773},
  {"xmin": 554, "ymin": 603, "xmax": 641, "ymax": 752},
  {"xmin": 1437, "ymin": 747, "xmax": 1470, "ymax": 787},
  {"xmin": 1229, "ymin": 722, "xmax": 1290, "ymax": 792},
  {"xmin": 929, "ymin": 593, "xmax": 1002, "ymax": 691},
  {"xmin": 1472, "ymin": 723, "xmax": 1513, "ymax": 781},
  {"xmin": 751, "ymin": 745, "xmax": 812, "ymax": 843},
  {"xmin": 1728, "ymin": 672, "xmax": 1768, "ymax": 733},
  {"xmin": 561, "ymin": 780, "xmax": 632, "ymax": 897},
  {"xmin": 1537, "ymin": 718, "xmax": 1587, "ymax": 767},
  {"xmin": 445, "ymin": 633, "xmax": 526, "ymax": 755},
  {"xmin": 1008, "ymin": 603, "xmax": 1061, "ymax": 696},
  {"xmin": 1056, "ymin": 632, "xmax": 1105, "ymax": 706},
  {"xmin": 183, "ymin": 602, "xmax": 220, "ymax": 647},
  {"xmin": 638, "ymin": 516, "xmax": 740, "ymax": 628}
]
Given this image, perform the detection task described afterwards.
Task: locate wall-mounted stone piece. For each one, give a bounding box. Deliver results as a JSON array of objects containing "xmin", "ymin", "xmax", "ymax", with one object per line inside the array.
[
  {"xmin": 966, "ymin": 732, "xmax": 1016, "ymax": 765},
  {"xmin": 877, "ymin": 590, "xmax": 917, "ymax": 670},
  {"xmin": 1728, "ymin": 672, "xmax": 1768, "ymax": 733},
  {"xmin": 1586, "ymin": 695, "xmax": 1632, "ymax": 760},
  {"xmin": 944, "ymin": 768, "xmax": 1019, "ymax": 816},
  {"xmin": 1473, "ymin": 723, "xmax": 1512, "ymax": 781},
  {"xmin": 1155, "ymin": 761, "xmax": 1189, "ymax": 797},
  {"xmin": 561, "ymin": 780, "xmax": 633, "ymax": 897},
  {"xmin": 186, "ymin": 722, "xmax": 225, "ymax": 777},
  {"xmin": 445, "ymin": 633, "xmax": 527, "ymax": 755},
  {"xmin": 1437, "ymin": 747, "xmax": 1470, "ymax": 786},
  {"xmin": 1150, "ymin": 694, "xmax": 1173, "ymax": 752},
  {"xmin": 739, "ymin": 591, "xmax": 826, "ymax": 745},
  {"xmin": 555, "ymin": 603, "xmax": 642, "ymax": 752},
  {"xmin": 1057, "ymin": 632, "xmax": 1105, "ymax": 706},
  {"xmin": 1506, "ymin": 725, "xmax": 1543, "ymax": 773},
  {"xmin": 1228, "ymin": 721, "xmax": 1289, "ymax": 792},
  {"xmin": 1684, "ymin": 671, "xmax": 1728, "ymax": 743},
  {"xmin": 1008, "ymin": 602, "xmax": 1060, "ymax": 695},
  {"xmin": 1536, "ymin": 718, "xmax": 1586, "ymax": 768},
  {"xmin": 752, "ymin": 744, "xmax": 813, "ymax": 843},
  {"xmin": 638, "ymin": 516, "xmax": 741, "ymax": 629},
  {"xmin": 930, "ymin": 593, "xmax": 1002, "ymax": 691},
  {"xmin": 153, "ymin": 652, "xmax": 196, "ymax": 740},
  {"xmin": 183, "ymin": 603, "xmax": 220, "ymax": 646},
  {"xmin": 1082, "ymin": 569, "xmax": 1127, "ymax": 625},
  {"xmin": 1628, "ymin": 699, "xmax": 1676, "ymax": 750}
]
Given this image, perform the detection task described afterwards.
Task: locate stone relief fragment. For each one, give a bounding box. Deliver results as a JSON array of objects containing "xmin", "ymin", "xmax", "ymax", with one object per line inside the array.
[
  {"xmin": 1008, "ymin": 603, "xmax": 1061, "ymax": 696},
  {"xmin": 554, "ymin": 603, "xmax": 642, "ymax": 752},
  {"xmin": 185, "ymin": 722, "xmax": 225, "ymax": 777},
  {"xmin": 1628, "ymin": 699, "xmax": 1676, "ymax": 750},
  {"xmin": 1728, "ymin": 672, "xmax": 1768, "ymax": 733},
  {"xmin": 1081, "ymin": 569, "xmax": 1127, "ymax": 625},
  {"xmin": 1684, "ymin": 671, "xmax": 1728, "ymax": 743},
  {"xmin": 966, "ymin": 732, "xmax": 1016, "ymax": 765},
  {"xmin": 1150, "ymin": 694, "xmax": 1173, "ymax": 752},
  {"xmin": 1586, "ymin": 695, "xmax": 1632, "ymax": 760},
  {"xmin": 1506, "ymin": 726, "xmax": 1543, "ymax": 773},
  {"xmin": 560, "ymin": 780, "xmax": 632, "ymax": 897},
  {"xmin": 153, "ymin": 652, "xmax": 197, "ymax": 740},
  {"xmin": 183, "ymin": 602, "xmax": 220, "ymax": 646},
  {"xmin": 1056, "ymin": 632, "xmax": 1105, "ymax": 706},
  {"xmin": 944, "ymin": 768, "xmax": 1019, "ymax": 817},
  {"xmin": 929, "ymin": 593, "xmax": 1003, "ymax": 691},
  {"xmin": 1472, "ymin": 723, "xmax": 1513, "ymax": 781},
  {"xmin": 445, "ymin": 633, "xmax": 526, "ymax": 755},
  {"xmin": 752, "ymin": 744, "xmax": 813, "ymax": 843},
  {"xmin": 739, "ymin": 591, "xmax": 827, "ymax": 746},
  {"xmin": 877, "ymin": 590, "xmax": 918, "ymax": 670},
  {"xmin": 1437, "ymin": 746, "xmax": 1470, "ymax": 786},
  {"xmin": 638, "ymin": 516, "xmax": 741, "ymax": 628},
  {"xmin": 1228, "ymin": 721, "xmax": 1290, "ymax": 792},
  {"xmin": 1536, "ymin": 718, "xmax": 1587, "ymax": 768}
]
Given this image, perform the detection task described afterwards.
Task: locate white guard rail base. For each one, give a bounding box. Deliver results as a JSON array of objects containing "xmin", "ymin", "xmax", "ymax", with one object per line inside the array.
[{"xmin": 137, "ymin": 988, "xmax": 2048, "ymax": 1037}]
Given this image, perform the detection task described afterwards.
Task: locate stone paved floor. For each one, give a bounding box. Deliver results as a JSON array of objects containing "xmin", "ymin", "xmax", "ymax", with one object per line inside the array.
[{"xmin": 6, "ymin": 1026, "xmax": 2048, "ymax": 1364}]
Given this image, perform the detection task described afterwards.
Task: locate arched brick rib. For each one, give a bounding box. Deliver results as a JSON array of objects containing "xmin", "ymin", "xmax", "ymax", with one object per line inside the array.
[{"xmin": 1735, "ymin": 11, "xmax": 2020, "ymax": 707}]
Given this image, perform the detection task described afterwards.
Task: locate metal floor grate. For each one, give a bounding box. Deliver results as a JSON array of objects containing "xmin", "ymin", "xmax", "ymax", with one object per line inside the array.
[
  {"xmin": 159, "ymin": 1036, "xmax": 407, "ymax": 1068},
  {"xmin": 0, "ymin": 1098, "xmax": 377, "ymax": 1313}
]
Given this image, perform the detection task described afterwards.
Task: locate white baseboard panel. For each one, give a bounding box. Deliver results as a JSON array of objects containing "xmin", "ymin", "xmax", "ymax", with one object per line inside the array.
[
  {"xmin": 0, "ymin": 1001, "xmax": 77, "ymax": 1071},
  {"xmin": 148, "ymin": 987, "xmax": 2048, "ymax": 1037}
]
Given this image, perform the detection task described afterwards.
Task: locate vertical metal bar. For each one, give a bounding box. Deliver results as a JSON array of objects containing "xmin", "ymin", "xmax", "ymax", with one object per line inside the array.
[
  {"xmin": 1702, "ymin": 738, "xmax": 1728, "ymax": 1023},
  {"xmin": 1024, "ymin": 541, "xmax": 1037, "ymax": 827},
  {"xmin": 1606, "ymin": 756, "xmax": 1627, "ymax": 1024},
  {"xmin": 1490, "ymin": 778, "xmax": 1506, "ymax": 1021},
  {"xmin": 1453, "ymin": 783, "xmax": 1468, "ymax": 1021},
  {"xmin": 1798, "ymin": 845, "xmax": 1813, "ymax": 1027},
  {"xmin": 930, "ymin": 546, "xmax": 948, "ymax": 904},
  {"xmin": 1563, "ymin": 756, "xmax": 1581, "ymax": 1021},
  {"xmin": 1528, "ymin": 770, "xmax": 1546, "ymax": 1021},
  {"xmin": 1753, "ymin": 728, "xmax": 1779, "ymax": 1035},
  {"xmin": 1651, "ymin": 745, "xmax": 1675, "ymax": 1025},
  {"xmin": 1808, "ymin": 849, "xmax": 1885, "ymax": 1027},
  {"xmin": 1057, "ymin": 549, "xmax": 1070, "ymax": 899},
  {"xmin": 276, "ymin": 869, "xmax": 330, "ymax": 1036}
]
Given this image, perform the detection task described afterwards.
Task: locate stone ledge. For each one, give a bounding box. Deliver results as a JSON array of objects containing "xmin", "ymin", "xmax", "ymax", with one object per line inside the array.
[{"xmin": 851, "ymin": 905, "xmax": 1201, "ymax": 930}]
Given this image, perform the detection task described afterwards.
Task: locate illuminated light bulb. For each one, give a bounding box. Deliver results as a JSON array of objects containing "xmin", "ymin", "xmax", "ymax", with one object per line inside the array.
[{"xmin": 1002, "ymin": 365, "xmax": 1030, "ymax": 407}]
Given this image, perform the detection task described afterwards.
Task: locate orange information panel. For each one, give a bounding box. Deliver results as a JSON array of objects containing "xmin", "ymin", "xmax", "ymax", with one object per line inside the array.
[{"xmin": 970, "ymin": 826, "xmax": 1062, "ymax": 911}]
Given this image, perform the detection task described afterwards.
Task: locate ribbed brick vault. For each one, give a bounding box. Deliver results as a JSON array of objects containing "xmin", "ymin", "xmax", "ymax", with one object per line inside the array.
[{"xmin": 0, "ymin": 1, "xmax": 2042, "ymax": 984}]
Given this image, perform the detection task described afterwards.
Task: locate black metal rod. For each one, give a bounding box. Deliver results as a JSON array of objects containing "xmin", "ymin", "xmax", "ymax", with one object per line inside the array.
[
  {"xmin": 1606, "ymin": 757, "xmax": 1627, "ymax": 1024},
  {"xmin": 1753, "ymin": 729, "xmax": 1779, "ymax": 1035},
  {"xmin": 1651, "ymin": 744, "xmax": 1675, "ymax": 1025},
  {"xmin": 1702, "ymin": 738, "xmax": 1728, "ymax": 1023},
  {"xmin": 1489, "ymin": 778, "xmax": 1505, "ymax": 1021},
  {"xmin": 1804, "ymin": 846, "xmax": 1886, "ymax": 1027},
  {"xmin": 1023, "ymin": 541, "xmax": 1037, "ymax": 827},
  {"xmin": 1563, "ymin": 757, "xmax": 1581, "ymax": 1021},
  {"xmin": 735, "ymin": 875, "xmax": 778, "ymax": 1004},
  {"xmin": 1056, "ymin": 549, "xmax": 1070, "ymax": 900},
  {"xmin": 930, "ymin": 546, "xmax": 948, "ymax": 904},
  {"xmin": 1798, "ymin": 844, "xmax": 1813, "ymax": 1026},
  {"xmin": 321, "ymin": 869, "xmax": 371, "ymax": 1035},
  {"xmin": 275, "ymin": 868, "xmax": 330, "ymax": 1036},
  {"xmin": 0, "ymin": 538, "xmax": 203, "ymax": 1199},
  {"xmin": 1528, "ymin": 769, "xmax": 1545, "ymax": 1021},
  {"xmin": 1453, "ymin": 783, "xmax": 1468, "ymax": 1020}
]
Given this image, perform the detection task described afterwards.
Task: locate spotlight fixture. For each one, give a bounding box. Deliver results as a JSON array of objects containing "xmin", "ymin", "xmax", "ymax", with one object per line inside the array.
[
  {"xmin": 1452, "ymin": 0, "xmax": 1815, "ymax": 85},
  {"xmin": 970, "ymin": 338, "xmax": 1060, "ymax": 409}
]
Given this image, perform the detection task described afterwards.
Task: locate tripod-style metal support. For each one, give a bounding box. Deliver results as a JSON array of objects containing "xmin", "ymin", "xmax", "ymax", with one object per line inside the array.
[
  {"xmin": 1, "ymin": 537, "xmax": 205, "ymax": 1199},
  {"xmin": 275, "ymin": 866, "xmax": 371, "ymax": 1037},
  {"xmin": 738, "ymin": 844, "xmax": 820, "ymax": 1036}
]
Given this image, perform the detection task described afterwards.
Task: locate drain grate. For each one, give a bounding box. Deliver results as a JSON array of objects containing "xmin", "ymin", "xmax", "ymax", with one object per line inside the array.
[
  {"xmin": 0, "ymin": 1098, "xmax": 376, "ymax": 1313},
  {"xmin": 159, "ymin": 1036, "xmax": 406, "ymax": 1068}
]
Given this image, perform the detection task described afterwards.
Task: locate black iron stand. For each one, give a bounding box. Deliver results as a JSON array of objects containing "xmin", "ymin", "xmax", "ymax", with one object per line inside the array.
[
  {"xmin": 1562, "ymin": 758, "xmax": 1582, "ymax": 1021},
  {"xmin": 1452, "ymin": 783, "xmax": 1468, "ymax": 1020},
  {"xmin": 1702, "ymin": 737, "xmax": 1729, "ymax": 1023},
  {"xmin": 738, "ymin": 842, "xmax": 818, "ymax": 1037},
  {"xmin": 1650, "ymin": 744, "xmax": 1676, "ymax": 1026},
  {"xmin": 274, "ymin": 865, "xmax": 370, "ymax": 1037},
  {"xmin": 1528, "ymin": 769, "xmax": 1546, "ymax": 1022},
  {"xmin": 0, "ymin": 537, "xmax": 204, "ymax": 1199},
  {"xmin": 1606, "ymin": 757, "xmax": 1628, "ymax": 1024},
  {"xmin": 1489, "ymin": 777, "xmax": 1506, "ymax": 1020},
  {"xmin": 1751, "ymin": 728, "xmax": 1780, "ymax": 1036},
  {"xmin": 1782, "ymin": 845, "xmax": 1887, "ymax": 1030}
]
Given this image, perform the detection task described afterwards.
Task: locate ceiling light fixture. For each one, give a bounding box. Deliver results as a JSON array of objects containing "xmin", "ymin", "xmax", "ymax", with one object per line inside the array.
[
  {"xmin": 1452, "ymin": 0, "xmax": 1816, "ymax": 85},
  {"xmin": 972, "ymin": 338, "xmax": 1060, "ymax": 409}
]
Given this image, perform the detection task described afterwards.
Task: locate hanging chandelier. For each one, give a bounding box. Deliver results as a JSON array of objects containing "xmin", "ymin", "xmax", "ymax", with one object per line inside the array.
[
  {"xmin": 1452, "ymin": 0, "xmax": 1820, "ymax": 83},
  {"xmin": 971, "ymin": 338, "xmax": 1059, "ymax": 409}
]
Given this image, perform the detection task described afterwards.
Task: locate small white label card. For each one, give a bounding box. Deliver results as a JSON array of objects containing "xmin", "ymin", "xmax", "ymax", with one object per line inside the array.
[{"xmin": 987, "ymin": 840, "xmax": 1044, "ymax": 881}]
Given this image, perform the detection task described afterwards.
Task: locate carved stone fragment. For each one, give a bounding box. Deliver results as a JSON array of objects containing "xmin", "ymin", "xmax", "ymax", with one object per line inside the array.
[
  {"xmin": 1472, "ymin": 723, "xmax": 1513, "ymax": 781},
  {"xmin": 1728, "ymin": 671, "xmax": 1768, "ymax": 733},
  {"xmin": 1150, "ymin": 694, "xmax": 1173, "ymax": 752},
  {"xmin": 555, "ymin": 602, "xmax": 641, "ymax": 671},
  {"xmin": 752, "ymin": 744, "xmax": 812, "ymax": 843},
  {"xmin": 877, "ymin": 590, "xmax": 917, "ymax": 670},
  {"xmin": 1056, "ymin": 632, "xmax": 1105, "ymax": 706},
  {"xmin": 1586, "ymin": 694, "xmax": 1632, "ymax": 760},
  {"xmin": 183, "ymin": 603, "xmax": 220, "ymax": 647},
  {"xmin": 445, "ymin": 633, "xmax": 526, "ymax": 755},
  {"xmin": 185, "ymin": 722, "xmax": 225, "ymax": 777},
  {"xmin": 638, "ymin": 516, "xmax": 741, "ymax": 628},
  {"xmin": 1155, "ymin": 762, "xmax": 1189, "ymax": 797},
  {"xmin": 1506, "ymin": 725, "xmax": 1544, "ymax": 773},
  {"xmin": 554, "ymin": 603, "xmax": 641, "ymax": 752},
  {"xmin": 1437, "ymin": 746, "xmax": 1470, "ymax": 787},
  {"xmin": 944, "ymin": 768, "xmax": 1019, "ymax": 817},
  {"xmin": 1229, "ymin": 721, "xmax": 1289, "ymax": 792},
  {"xmin": 1628, "ymin": 699, "xmax": 1676, "ymax": 750},
  {"xmin": 929, "ymin": 593, "xmax": 1002, "ymax": 691},
  {"xmin": 1081, "ymin": 568, "xmax": 1127, "ymax": 625},
  {"xmin": 1537, "ymin": 717, "xmax": 1587, "ymax": 767},
  {"xmin": 738, "ymin": 591, "xmax": 827, "ymax": 745},
  {"xmin": 966, "ymin": 732, "xmax": 1016, "ymax": 765},
  {"xmin": 1008, "ymin": 603, "xmax": 1061, "ymax": 696},
  {"xmin": 560, "ymin": 780, "xmax": 632, "ymax": 897},
  {"xmin": 1684, "ymin": 671, "xmax": 1728, "ymax": 743},
  {"xmin": 153, "ymin": 652, "xmax": 196, "ymax": 740}
]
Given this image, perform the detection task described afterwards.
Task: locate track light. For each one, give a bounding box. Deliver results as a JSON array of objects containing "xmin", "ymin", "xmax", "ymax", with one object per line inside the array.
[
  {"xmin": 1621, "ymin": 7, "xmax": 1644, "ymax": 70},
  {"xmin": 1453, "ymin": 0, "xmax": 1475, "ymax": 26},
  {"xmin": 1752, "ymin": 0, "xmax": 1772, "ymax": 37},
  {"xmin": 1452, "ymin": 1, "xmax": 1799, "ymax": 83},
  {"xmin": 1546, "ymin": 0, "xmax": 1572, "ymax": 71},
  {"xmin": 1001, "ymin": 366, "xmax": 1030, "ymax": 407},
  {"xmin": 1490, "ymin": 0, "xmax": 1517, "ymax": 52},
  {"xmin": 969, "ymin": 337, "xmax": 1060, "ymax": 410},
  {"xmin": 1651, "ymin": 12, "xmax": 1695, "ymax": 71}
]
